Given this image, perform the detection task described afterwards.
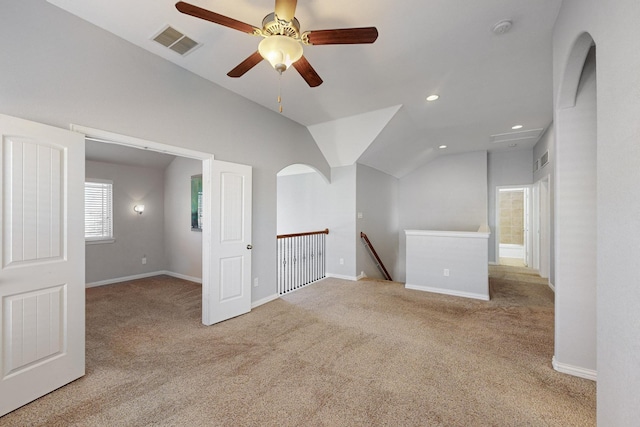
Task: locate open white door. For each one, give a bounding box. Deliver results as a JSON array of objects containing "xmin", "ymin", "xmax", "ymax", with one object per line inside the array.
[
  {"xmin": 203, "ymin": 160, "xmax": 252, "ymax": 325},
  {"xmin": 0, "ymin": 114, "xmax": 85, "ymax": 416}
]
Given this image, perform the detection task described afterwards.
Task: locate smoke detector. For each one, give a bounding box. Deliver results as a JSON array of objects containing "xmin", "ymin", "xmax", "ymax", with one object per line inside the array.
[{"xmin": 492, "ymin": 20, "xmax": 513, "ymax": 35}]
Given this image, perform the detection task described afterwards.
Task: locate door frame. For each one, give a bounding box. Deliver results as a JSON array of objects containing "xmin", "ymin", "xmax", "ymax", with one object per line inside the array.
[
  {"xmin": 71, "ymin": 125, "xmax": 214, "ymax": 321},
  {"xmin": 495, "ymin": 185, "xmax": 533, "ymax": 267}
]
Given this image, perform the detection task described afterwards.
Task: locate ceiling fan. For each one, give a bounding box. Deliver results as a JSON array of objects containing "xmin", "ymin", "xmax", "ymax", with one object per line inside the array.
[{"xmin": 175, "ymin": 0, "xmax": 379, "ymax": 87}]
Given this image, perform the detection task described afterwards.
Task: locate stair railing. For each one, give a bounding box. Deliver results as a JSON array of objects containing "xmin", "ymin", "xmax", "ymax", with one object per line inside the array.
[
  {"xmin": 360, "ymin": 232, "xmax": 393, "ymax": 281},
  {"xmin": 277, "ymin": 228, "xmax": 329, "ymax": 295}
]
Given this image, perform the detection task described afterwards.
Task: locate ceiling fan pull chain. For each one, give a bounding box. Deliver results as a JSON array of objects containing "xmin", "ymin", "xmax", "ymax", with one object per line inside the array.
[{"xmin": 278, "ymin": 72, "xmax": 283, "ymax": 113}]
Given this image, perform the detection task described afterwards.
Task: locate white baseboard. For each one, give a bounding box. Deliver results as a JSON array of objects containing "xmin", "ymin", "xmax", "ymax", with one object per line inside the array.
[
  {"xmin": 548, "ymin": 281, "xmax": 555, "ymax": 292},
  {"xmin": 405, "ymin": 283, "xmax": 490, "ymax": 301},
  {"xmin": 163, "ymin": 271, "xmax": 202, "ymax": 284},
  {"xmin": 86, "ymin": 270, "xmax": 202, "ymax": 288},
  {"xmin": 86, "ymin": 271, "xmax": 165, "ymax": 288},
  {"xmin": 488, "ymin": 261, "xmax": 499, "ymax": 266},
  {"xmin": 356, "ymin": 271, "xmax": 367, "ymax": 281},
  {"xmin": 326, "ymin": 273, "xmax": 360, "ymax": 281},
  {"xmin": 552, "ymin": 356, "xmax": 597, "ymax": 381},
  {"xmin": 251, "ymin": 294, "xmax": 279, "ymax": 309}
]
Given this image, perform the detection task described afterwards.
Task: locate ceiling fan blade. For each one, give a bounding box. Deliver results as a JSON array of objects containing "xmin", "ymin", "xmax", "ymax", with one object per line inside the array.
[
  {"xmin": 176, "ymin": 1, "xmax": 258, "ymax": 35},
  {"xmin": 274, "ymin": 0, "xmax": 297, "ymax": 22},
  {"xmin": 227, "ymin": 51, "xmax": 264, "ymax": 78},
  {"xmin": 305, "ymin": 27, "xmax": 379, "ymax": 45},
  {"xmin": 292, "ymin": 56, "xmax": 323, "ymax": 87}
]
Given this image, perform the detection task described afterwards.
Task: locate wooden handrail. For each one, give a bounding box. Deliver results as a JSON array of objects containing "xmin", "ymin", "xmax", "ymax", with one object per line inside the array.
[
  {"xmin": 277, "ymin": 228, "xmax": 329, "ymax": 239},
  {"xmin": 360, "ymin": 232, "xmax": 393, "ymax": 281}
]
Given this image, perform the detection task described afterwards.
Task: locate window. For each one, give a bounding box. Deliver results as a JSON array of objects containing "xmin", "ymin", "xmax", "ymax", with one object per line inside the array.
[{"xmin": 85, "ymin": 179, "xmax": 114, "ymax": 243}]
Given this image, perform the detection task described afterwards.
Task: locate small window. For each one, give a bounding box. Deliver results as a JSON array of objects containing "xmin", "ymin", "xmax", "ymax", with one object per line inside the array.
[{"xmin": 85, "ymin": 179, "xmax": 114, "ymax": 243}]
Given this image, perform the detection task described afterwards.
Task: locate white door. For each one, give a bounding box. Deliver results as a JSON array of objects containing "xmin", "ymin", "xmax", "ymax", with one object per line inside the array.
[
  {"xmin": 203, "ymin": 160, "xmax": 252, "ymax": 325},
  {"xmin": 0, "ymin": 114, "xmax": 85, "ymax": 416}
]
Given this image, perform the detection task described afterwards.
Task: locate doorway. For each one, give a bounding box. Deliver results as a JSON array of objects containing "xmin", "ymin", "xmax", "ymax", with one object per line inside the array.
[
  {"xmin": 496, "ymin": 187, "xmax": 531, "ymax": 268},
  {"xmin": 73, "ymin": 124, "xmax": 253, "ymax": 327}
]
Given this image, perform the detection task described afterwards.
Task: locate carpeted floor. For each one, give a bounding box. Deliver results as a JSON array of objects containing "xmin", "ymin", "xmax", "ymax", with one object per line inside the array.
[{"xmin": 0, "ymin": 268, "xmax": 595, "ymax": 426}]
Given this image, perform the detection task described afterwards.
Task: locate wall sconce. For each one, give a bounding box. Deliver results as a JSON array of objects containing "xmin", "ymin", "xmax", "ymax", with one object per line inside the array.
[{"xmin": 134, "ymin": 205, "xmax": 145, "ymax": 215}]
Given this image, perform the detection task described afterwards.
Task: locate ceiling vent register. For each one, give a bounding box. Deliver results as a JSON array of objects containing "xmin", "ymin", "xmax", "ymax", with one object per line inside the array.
[
  {"xmin": 152, "ymin": 26, "xmax": 200, "ymax": 56},
  {"xmin": 490, "ymin": 128, "xmax": 544, "ymax": 144}
]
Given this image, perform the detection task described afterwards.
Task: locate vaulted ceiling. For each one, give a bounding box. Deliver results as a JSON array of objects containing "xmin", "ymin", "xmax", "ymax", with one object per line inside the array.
[{"xmin": 53, "ymin": 0, "xmax": 562, "ymax": 177}]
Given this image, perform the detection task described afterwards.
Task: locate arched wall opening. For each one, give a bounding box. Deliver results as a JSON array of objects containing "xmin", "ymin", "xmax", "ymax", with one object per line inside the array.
[
  {"xmin": 553, "ymin": 33, "xmax": 597, "ymax": 380},
  {"xmin": 276, "ymin": 163, "xmax": 330, "ymax": 236}
]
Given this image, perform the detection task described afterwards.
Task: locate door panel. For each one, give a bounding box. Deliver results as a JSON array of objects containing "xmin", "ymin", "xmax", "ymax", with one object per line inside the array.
[
  {"xmin": 0, "ymin": 114, "xmax": 85, "ymax": 416},
  {"xmin": 204, "ymin": 160, "xmax": 252, "ymax": 325}
]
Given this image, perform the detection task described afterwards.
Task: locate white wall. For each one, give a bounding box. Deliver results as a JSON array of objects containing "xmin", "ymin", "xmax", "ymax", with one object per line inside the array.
[
  {"xmin": 552, "ymin": 0, "xmax": 640, "ymax": 422},
  {"xmin": 554, "ymin": 45, "xmax": 598, "ymax": 377},
  {"xmin": 487, "ymin": 150, "xmax": 534, "ymax": 263},
  {"xmin": 85, "ymin": 160, "xmax": 165, "ymax": 284},
  {"xmin": 0, "ymin": 0, "xmax": 330, "ymax": 304},
  {"xmin": 277, "ymin": 171, "xmax": 330, "ymax": 235},
  {"xmin": 397, "ymin": 151, "xmax": 488, "ymax": 282},
  {"xmin": 356, "ymin": 164, "xmax": 399, "ymax": 280},
  {"xmin": 164, "ymin": 157, "xmax": 203, "ymax": 281},
  {"xmin": 325, "ymin": 166, "xmax": 358, "ymax": 279}
]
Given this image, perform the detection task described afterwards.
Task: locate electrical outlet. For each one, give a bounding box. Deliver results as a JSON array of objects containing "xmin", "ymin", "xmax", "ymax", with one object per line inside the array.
[
  {"xmin": 340, "ymin": 258, "xmax": 344, "ymax": 265},
  {"xmin": 253, "ymin": 278, "xmax": 259, "ymax": 287},
  {"xmin": 444, "ymin": 269, "xmax": 449, "ymax": 277},
  {"xmin": 142, "ymin": 256, "xmax": 147, "ymax": 265}
]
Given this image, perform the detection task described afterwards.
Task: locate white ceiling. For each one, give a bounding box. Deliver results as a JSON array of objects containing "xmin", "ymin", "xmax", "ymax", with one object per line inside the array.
[{"xmin": 50, "ymin": 0, "xmax": 562, "ymax": 176}]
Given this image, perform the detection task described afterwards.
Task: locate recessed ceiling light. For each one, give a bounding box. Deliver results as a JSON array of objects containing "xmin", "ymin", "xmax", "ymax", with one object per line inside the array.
[
  {"xmin": 512, "ymin": 125, "xmax": 523, "ymax": 130},
  {"xmin": 508, "ymin": 143, "xmax": 517, "ymax": 148},
  {"xmin": 426, "ymin": 95, "xmax": 439, "ymax": 102},
  {"xmin": 439, "ymin": 145, "xmax": 447, "ymax": 149}
]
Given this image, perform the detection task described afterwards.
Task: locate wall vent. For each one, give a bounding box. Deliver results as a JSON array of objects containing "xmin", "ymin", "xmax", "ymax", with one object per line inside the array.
[
  {"xmin": 540, "ymin": 151, "xmax": 549, "ymax": 167},
  {"xmin": 152, "ymin": 26, "xmax": 200, "ymax": 56},
  {"xmin": 490, "ymin": 128, "xmax": 544, "ymax": 144}
]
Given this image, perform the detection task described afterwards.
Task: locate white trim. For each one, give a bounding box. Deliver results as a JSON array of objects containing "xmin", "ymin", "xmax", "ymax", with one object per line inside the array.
[
  {"xmin": 552, "ymin": 356, "xmax": 597, "ymax": 381},
  {"xmin": 326, "ymin": 273, "xmax": 360, "ymax": 281},
  {"xmin": 86, "ymin": 270, "xmax": 203, "ymax": 288},
  {"xmin": 72, "ymin": 125, "xmax": 212, "ymax": 160},
  {"xmin": 405, "ymin": 284, "xmax": 490, "ymax": 301},
  {"xmin": 488, "ymin": 261, "xmax": 499, "ymax": 266},
  {"xmin": 164, "ymin": 271, "xmax": 202, "ymax": 284},
  {"xmin": 86, "ymin": 271, "xmax": 166, "ymax": 288},
  {"xmin": 251, "ymin": 294, "xmax": 279, "ymax": 308},
  {"xmin": 356, "ymin": 271, "xmax": 367, "ymax": 281},
  {"xmin": 548, "ymin": 281, "xmax": 555, "ymax": 292}
]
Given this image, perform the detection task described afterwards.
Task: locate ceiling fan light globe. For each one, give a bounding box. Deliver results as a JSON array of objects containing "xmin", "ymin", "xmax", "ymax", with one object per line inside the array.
[{"xmin": 258, "ymin": 35, "xmax": 303, "ymax": 73}]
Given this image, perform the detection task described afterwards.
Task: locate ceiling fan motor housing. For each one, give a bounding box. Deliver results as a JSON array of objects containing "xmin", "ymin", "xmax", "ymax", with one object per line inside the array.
[{"xmin": 262, "ymin": 12, "xmax": 301, "ymax": 38}]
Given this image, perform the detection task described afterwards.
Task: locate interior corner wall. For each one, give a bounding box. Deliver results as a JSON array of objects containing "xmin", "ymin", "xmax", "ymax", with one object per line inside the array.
[
  {"xmin": 85, "ymin": 160, "xmax": 166, "ymax": 284},
  {"xmin": 164, "ymin": 157, "xmax": 203, "ymax": 281},
  {"xmin": 396, "ymin": 151, "xmax": 488, "ymax": 282},
  {"xmin": 0, "ymin": 0, "xmax": 330, "ymax": 304},
  {"xmin": 533, "ymin": 125, "xmax": 555, "ymax": 285},
  {"xmin": 325, "ymin": 165, "xmax": 357, "ymax": 279},
  {"xmin": 552, "ymin": 1, "xmax": 640, "ymax": 422},
  {"xmin": 276, "ymin": 172, "xmax": 330, "ymax": 235},
  {"xmin": 487, "ymin": 150, "xmax": 534, "ymax": 263},
  {"xmin": 355, "ymin": 164, "xmax": 399, "ymax": 280}
]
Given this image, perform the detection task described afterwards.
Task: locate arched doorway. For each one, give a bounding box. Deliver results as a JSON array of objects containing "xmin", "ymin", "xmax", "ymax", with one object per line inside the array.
[{"xmin": 276, "ymin": 164, "xmax": 330, "ymax": 294}]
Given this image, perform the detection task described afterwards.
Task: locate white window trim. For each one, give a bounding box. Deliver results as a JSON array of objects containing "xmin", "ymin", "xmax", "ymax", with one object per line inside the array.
[{"xmin": 85, "ymin": 178, "xmax": 114, "ymax": 244}]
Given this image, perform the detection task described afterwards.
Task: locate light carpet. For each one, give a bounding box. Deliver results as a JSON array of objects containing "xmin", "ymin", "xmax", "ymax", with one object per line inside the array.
[{"xmin": 0, "ymin": 268, "xmax": 595, "ymax": 426}]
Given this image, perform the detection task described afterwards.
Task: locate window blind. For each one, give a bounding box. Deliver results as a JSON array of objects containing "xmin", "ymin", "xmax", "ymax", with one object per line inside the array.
[{"xmin": 85, "ymin": 180, "xmax": 113, "ymax": 240}]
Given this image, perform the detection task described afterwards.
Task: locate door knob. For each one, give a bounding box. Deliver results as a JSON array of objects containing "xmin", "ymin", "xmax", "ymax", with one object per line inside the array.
[{"xmin": 247, "ymin": 244, "xmax": 253, "ymax": 250}]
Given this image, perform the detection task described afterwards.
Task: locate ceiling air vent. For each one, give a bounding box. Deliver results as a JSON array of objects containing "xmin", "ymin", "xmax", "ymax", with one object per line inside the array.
[
  {"xmin": 490, "ymin": 128, "xmax": 544, "ymax": 144},
  {"xmin": 152, "ymin": 26, "xmax": 200, "ymax": 56}
]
